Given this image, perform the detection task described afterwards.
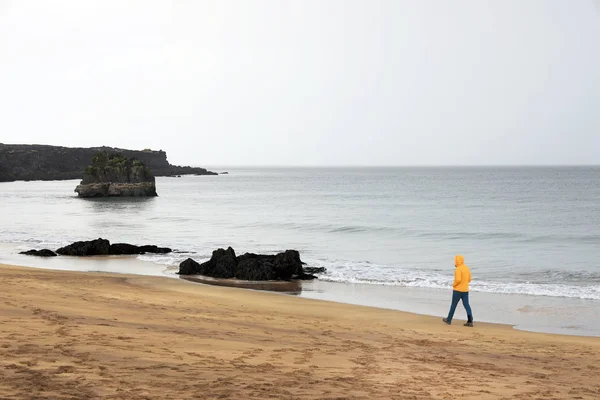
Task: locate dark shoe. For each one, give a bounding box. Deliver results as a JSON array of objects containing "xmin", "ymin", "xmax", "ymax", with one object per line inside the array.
[
  {"xmin": 463, "ymin": 321, "xmax": 474, "ymax": 327},
  {"xmin": 442, "ymin": 318, "xmax": 451, "ymax": 325}
]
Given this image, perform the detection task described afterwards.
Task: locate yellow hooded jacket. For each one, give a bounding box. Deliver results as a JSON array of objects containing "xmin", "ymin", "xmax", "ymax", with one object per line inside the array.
[{"xmin": 452, "ymin": 255, "xmax": 471, "ymax": 292}]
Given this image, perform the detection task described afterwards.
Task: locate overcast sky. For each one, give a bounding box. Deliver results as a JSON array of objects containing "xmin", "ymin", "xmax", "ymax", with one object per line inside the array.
[{"xmin": 1, "ymin": 1, "xmax": 599, "ymax": 166}]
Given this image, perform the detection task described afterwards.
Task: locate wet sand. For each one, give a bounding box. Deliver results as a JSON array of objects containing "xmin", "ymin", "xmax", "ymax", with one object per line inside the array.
[
  {"xmin": 181, "ymin": 274, "xmax": 302, "ymax": 294},
  {"xmin": 1, "ymin": 264, "xmax": 599, "ymax": 400},
  {"xmin": 300, "ymin": 279, "xmax": 600, "ymax": 337}
]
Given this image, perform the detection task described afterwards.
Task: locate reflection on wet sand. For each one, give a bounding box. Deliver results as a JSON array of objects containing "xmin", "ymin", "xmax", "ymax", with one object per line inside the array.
[{"xmin": 180, "ymin": 275, "xmax": 302, "ymax": 295}]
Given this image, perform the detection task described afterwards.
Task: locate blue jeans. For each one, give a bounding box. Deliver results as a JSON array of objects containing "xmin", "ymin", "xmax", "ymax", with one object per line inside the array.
[{"xmin": 446, "ymin": 290, "xmax": 473, "ymax": 323}]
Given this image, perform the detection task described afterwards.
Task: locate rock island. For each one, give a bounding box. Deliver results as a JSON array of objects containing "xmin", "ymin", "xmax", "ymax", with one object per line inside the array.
[{"xmin": 75, "ymin": 151, "xmax": 157, "ymax": 197}]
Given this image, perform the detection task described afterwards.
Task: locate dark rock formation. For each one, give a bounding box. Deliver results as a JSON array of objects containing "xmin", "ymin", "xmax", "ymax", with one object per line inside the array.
[
  {"xmin": 137, "ymin": 245, "xmax": 172, "ymax": 254},
  {"xmin": 236, "ymin": 253, "xmax": 279, "ymax": 280},
  {"xmin": 177, "ymin": 248, "xmax": 321, "ymax": 281},
  {"xmin": 75, "ymin": 152, "xmax": 157, "ymax": 197},
  {"xmin": 54, "ymin": 239, "xmax": 173, "ymax": 256},
  {"xmin": 274, "ymin": 250, "xmax": 304, "ymax": 278},
  {"xmin": 109, "ymin": 243, "xmax": 172, "ymax": 254},
  {"xmin": 179, "ymin": 258, "xmax": 202, "ymax": 275},
  {"xmin": 0, "ymin": 144, "xmax": 217, "ymax": 182},
  {"xmin": 197, "ymin": 247, "xmax": 238, "ymax": 279},
  {"xmin": 108, "ymin": 243, "xmax": 141, "ymax": 255},
  {"xmin": 19, "ymin": 249, "xmax": 57, "ymax": 257},
  {"xmin": 56, "ymin": 238, "xmax": 111, "ymax": 256}
]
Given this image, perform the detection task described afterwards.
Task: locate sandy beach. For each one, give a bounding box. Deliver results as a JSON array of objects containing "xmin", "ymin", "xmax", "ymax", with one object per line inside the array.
[{"xmin": 0, "ymin": 264, "xmax": 598, "ymax": 400}]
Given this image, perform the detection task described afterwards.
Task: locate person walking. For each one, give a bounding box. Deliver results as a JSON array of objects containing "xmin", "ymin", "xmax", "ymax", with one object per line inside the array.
[{"xmin": 443, "ymin": 254, "xmax": 474, "ymax": 327}]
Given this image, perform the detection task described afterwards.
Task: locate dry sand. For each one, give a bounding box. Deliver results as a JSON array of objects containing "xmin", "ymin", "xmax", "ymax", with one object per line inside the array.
[{"xmin": 0, "ymin": 264, "xmax": 598, "ymax": 400}]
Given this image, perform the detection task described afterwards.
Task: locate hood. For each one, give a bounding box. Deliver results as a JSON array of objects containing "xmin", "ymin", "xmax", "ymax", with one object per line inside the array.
[{"xmin": 454, "ymin": 255, "xmax": 465, "ymax": 267}]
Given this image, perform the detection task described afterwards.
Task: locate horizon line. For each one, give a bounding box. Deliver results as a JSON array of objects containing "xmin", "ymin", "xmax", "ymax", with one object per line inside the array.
[{"xmin": 195, "ymin": 164, "xmax": 600, "ymax": 168}]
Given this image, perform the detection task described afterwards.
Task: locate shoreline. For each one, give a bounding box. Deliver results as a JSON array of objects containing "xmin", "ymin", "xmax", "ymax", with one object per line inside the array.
[
  {"xmin": 1, "ymin": 263, "xmax": 599, "ymax": 399},
  {"xmin": 0, "ymin": 260, "xmax": 595, "ymax": 339},
  {"xmin": 2, "ymin": 245, "xmax": 599, "ymax": 337}
]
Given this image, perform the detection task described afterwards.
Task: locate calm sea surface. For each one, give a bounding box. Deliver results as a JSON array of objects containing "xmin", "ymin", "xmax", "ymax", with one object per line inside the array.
[{"xmin": 1, "ymin": 167, "xmax": 599, "ymax": 334}]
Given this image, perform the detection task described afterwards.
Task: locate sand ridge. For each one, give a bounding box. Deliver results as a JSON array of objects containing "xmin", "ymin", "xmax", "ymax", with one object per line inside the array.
[{"xmin": 0, "ymin": 264, "xmax": 598, "ymax": 399}]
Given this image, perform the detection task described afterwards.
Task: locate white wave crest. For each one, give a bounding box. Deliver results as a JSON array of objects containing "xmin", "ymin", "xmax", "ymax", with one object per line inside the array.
[{"xmin": 308, "ymin": 259, "xmax": 600, "ymax": 300}]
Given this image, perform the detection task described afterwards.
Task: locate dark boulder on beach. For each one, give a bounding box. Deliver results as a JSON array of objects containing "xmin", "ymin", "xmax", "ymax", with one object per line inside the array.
[
  {"xmin": 56, "ymin": 238, "xmax": 110, "ymax": 256},
  {"xmin": 179, "ymin": 258, "xmax": 202, "ymax": 275},
  {"xmin": 236, "ymin": 253, "xmax": 278, "ymax": 280},
  {"xmin": 236, "ymin": 250, "xmax": 304, "ymax": 280},
  {"xmin": 19, "ymin": 249, "xmax": 57, "ymax": 257},
  {"xmin": 137, "ymin": 245, "xmax": 172, "ymax": 254},
  {"xmin": 275, "ymin": 250, "xmax": 304, "ymax": 278},
  {"xmin": 109, "ymin": 243, "xmax": 142, "ymax": 255},
  {"xmin": 177, "ymin": 248, "xmax": 321, "ymax": 281},
  {"xmin": 109, "ymin": 243, "xmax": 172, "ymax": 255},
  {"xmin": 56, "ymin": 239, "xmax": 173, "ymax": 256},
  {"xmin": 198, "ymin": 247, "xmax": 238, "ymax": 279}
]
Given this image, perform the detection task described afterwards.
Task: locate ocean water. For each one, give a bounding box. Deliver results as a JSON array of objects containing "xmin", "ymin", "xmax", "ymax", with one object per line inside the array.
[{"xmin": 1, "ymin": 167, "xmax": 599, "ymax": 335}]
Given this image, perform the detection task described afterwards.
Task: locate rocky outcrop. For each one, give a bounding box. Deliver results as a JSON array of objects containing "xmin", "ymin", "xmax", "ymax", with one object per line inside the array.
[
  {"xmin": 19, "ymin": 249, "xmax": 57, "ymax": 257},
  {"xmin": 137, "ymin": 245, "xmax": 172, "ymax": 254},
  {"xmin": 178, "ymin": 258, "xmax": 202, "ymax": 275},
  {"xmin": 75, "ymin": 152, "xmax": 157, "ymax": 197},
  {"xmin": 0, "ymin": 144, "xmax": 217, "ymax": 182},
  {"xmin": 107, "ymin": 243, "xmax": 141, "ymax": 255},
  {"xmin": 177, "ymin": 247, "xmax": 322, "ymax": 281},
  {"xmin": 109, "ymin": 243, "xmax": 172, "ymax": 255},
  {"xmin": 75, "ymin": 182, "xmax": 158, "ymax": 197},
  {"xmin": 56, "ymin": 238, "xmax": 111, "ymax": 256},
  {"xmin": 54, "ymin": 238, "xmax": 172, "ymax": 256},
  {"xmin": 199, "ymin": 247, "xmax": 239, "ymax": 278}
]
